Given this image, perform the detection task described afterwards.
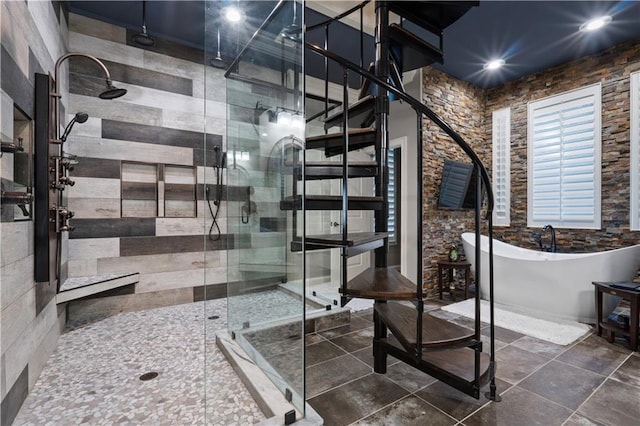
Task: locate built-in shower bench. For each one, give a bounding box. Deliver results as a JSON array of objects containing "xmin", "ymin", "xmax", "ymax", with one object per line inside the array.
[{"xmin": 56, "ymin": 272, "xmax": 139, "ymax": 304}]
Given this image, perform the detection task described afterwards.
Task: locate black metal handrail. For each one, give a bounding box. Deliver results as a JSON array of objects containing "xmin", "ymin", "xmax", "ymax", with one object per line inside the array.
[{"xmin": 306, "ymin": 42, "xmax": 495, "ymax": 216}]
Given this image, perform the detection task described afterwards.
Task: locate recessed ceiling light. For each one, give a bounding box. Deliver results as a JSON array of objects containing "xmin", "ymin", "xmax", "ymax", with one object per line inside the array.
[
  {"xmin": 222, "ymin": 5, "xmax": 244, "ymax": 23},
  {"xmin": 579, "ymin": 15, "xmax": 612, "ymax": 32},
  {"xmin": 483, "ymin": 59, "xmax": 505, "ymax": 71}
]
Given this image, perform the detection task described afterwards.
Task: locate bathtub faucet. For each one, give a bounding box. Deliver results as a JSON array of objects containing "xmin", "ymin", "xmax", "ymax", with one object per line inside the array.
[{"xmin": 541, "ymin": 224, "xmax": 557, "ymax": 252}]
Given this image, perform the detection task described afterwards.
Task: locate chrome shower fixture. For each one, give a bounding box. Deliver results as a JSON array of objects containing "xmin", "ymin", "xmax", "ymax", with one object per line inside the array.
[
  {"xmin": 60, "ymin": 112, "xmax": 88, "ymax": 143},
  {"xmin": 50, "ymin": 53, "xmax": 126, "ymax": 144},
  {"xmin": 131, "ymin": 0, "xmax": 155, "ymax": 47},
  {"xmin": 210, "ymin": 28, "xmax": 227, "ymax": 69}
]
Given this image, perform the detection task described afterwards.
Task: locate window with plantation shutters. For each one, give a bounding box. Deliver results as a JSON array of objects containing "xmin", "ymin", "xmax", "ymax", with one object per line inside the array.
[
  {"xmin": 492, "ymin": 107, "xmax": 511, "ymax": 226},
  {"xmin": 527, "ymin": 84, "xmax": 602, "ymax": 229},
  {"xmin": 631, "ymin": 72, "xmax": 640, "ymax": 230}
]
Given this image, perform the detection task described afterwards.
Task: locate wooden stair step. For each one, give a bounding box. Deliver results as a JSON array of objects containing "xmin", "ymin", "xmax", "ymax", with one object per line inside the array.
[
  {"xmin": 298, "ymin": 161, "xmax": 378, "ymax": 180},
  {"xmin": 389, "ymin": 24, "xmax": 443, "ymax": 72},
  {"xmin": 376, "ymin": 302, "xmax": 476, "ymax": 350},
  {"xmin": 306, "ymin": 128, "xmax": 377, "ymax": 158},
  {"xmin": 291, "ymin": 232, "xmax": 387, "ymax": 255},
  {"xmin": 323, "ymin": 95, "xmax": 375, "ymax": 131},
  {"xmin": 388, "ymin": 1, "xmax": 478, "ymax": 36},
  {"xmin": 280, "ymin": 195, "xmax": 383, "ymax": 211},
  {"xmin": 380, "ymin": 335, "xmax": 491, "ymax": 395},
  {"xmin": 342, "ymin": 267, "xmax": 418, "ymax": 300}
]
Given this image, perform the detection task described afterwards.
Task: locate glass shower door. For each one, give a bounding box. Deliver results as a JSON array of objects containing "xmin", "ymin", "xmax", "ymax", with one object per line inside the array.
[{"xmin": 205, "ymin": 0, "xmax": 306, "ymax": 415}]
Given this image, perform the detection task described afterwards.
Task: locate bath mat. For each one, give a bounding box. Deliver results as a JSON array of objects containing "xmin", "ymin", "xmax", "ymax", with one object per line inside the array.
[{"xmin": 441, "ymin": 299, "xmax": 591, "ymax": 345}]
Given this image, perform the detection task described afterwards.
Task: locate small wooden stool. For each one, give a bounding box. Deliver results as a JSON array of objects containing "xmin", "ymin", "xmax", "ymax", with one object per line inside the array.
[{"xmin": 437, "ymin": 260, "xmax": 471, "ymax": 301}]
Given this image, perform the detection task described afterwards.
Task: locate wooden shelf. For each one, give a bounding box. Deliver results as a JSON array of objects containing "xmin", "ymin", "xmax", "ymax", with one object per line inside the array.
[{"xmin": 376, "ymin": 302, "xmax": 476, "ymax": 350}]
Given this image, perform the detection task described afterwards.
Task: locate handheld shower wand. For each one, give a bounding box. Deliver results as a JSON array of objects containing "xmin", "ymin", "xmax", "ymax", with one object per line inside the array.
[{"xmin": 60, "ymin": 112, "xmax": 89, "ymax": 142}]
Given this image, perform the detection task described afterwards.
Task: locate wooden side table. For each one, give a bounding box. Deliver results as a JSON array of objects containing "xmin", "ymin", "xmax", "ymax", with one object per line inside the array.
[
  {"xmin": 437, "ymin": 260, "xmax": 471, "ymax": 301},
  {"xmin": 592, "ymin": 281, "xmax": 639, "ymax": 351}
]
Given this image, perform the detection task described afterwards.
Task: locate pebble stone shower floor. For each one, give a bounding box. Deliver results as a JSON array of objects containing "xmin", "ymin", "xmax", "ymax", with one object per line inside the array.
[{"xmin": 13, "ymin": 298, "xmax": 265, "ymax": 426}]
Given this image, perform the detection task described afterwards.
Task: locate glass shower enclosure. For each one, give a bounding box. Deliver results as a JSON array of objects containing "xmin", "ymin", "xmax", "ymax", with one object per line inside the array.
[{"xmin": 205, "ymin": 0, "xmax": 306, "ymax": 415}]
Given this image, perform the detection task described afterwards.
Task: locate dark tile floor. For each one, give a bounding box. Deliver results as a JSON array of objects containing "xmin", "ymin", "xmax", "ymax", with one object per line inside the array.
[{"xmin": 306, "ymin": 301, "xmax": 639, "ymax": 426}]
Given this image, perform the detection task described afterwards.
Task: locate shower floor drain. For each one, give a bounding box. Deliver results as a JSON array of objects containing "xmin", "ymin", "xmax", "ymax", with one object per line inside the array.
[
  {"xmin": 208, "ymin": 315, "xmax": 220, "ymax": 320},
  {"xmin": 139, "ymin": 372, "xmax": 159, "ymax": 381}
]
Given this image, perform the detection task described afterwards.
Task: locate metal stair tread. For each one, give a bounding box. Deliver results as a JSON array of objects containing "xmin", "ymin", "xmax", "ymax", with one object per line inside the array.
[
  {"xmin": 381, "ymin": 335, "xmax": 491, "ymax": 385},
  {"xmin": 341, "ymin": 267, "xmax": 418, "ymax": 300},
  {"xmin": 280, "ymin": 195, "xmax": 384, "ymax": 211},
  {"xmin": 376, "ymin": 302, "xmax": 476, "ymax": 350},
  {"xmin": 389, "ymin": 23, "xmax": 444, "ymax": 72},
  {"xmin": 298, "ymin": 161, "xmax": 378, "ymax": 180},
  {"xmin": 299, "ymin": 231, "xmax": 388, "ymax": 247},
  {"xmin": 323, "ymin": 95, "xmax": 375, "ymax": 130},
  {"xmin": 306, "ymin": 128, "xmax": 377, "ymax": 157},
  {"xmin": 388, "ymin": 1, "xmax": 478, "ymax": 35}
]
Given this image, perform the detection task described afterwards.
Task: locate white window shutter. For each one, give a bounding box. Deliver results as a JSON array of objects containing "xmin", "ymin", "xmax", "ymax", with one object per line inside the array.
[
  {"xmin": 492, "ymin": 107, "xmax": 510, "ymax": 226},
  {"xmin": 631, "ymin": 72, "xmax": 640, "ymax": 230},
  {"xmin": 527, "ymin": 84, "xmax": 601, "ymax": 229}
]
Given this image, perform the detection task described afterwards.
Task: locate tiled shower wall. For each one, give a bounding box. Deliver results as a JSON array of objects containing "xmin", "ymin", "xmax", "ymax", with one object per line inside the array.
[
  {"xmin": 421, "ymin": 36, "xmax": 640, "ymax": 293},
  {"xmin": 65, "ymin": 13, "xmax": 229, "ymax": 308},
  {"xmin": 1, "ymin": 2, "xmax": 68, "ymax": 424}
]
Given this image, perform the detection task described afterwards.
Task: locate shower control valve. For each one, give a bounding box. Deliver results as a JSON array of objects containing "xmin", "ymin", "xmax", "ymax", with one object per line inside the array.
[{"xmin": 59, "ymin": 176, "xmax": 75, "ymax": 186}]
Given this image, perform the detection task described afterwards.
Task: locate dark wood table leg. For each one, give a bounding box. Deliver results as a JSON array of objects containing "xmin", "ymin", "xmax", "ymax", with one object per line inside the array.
[
  {"xmin": 630, "ymin": 294, "xmax": 639, "ymax": 351},
  {"xmin": 448, "ymin": 269, "xmax": 455, "ymax": 301},
  {"xmin": 595, "ymin": 287, "xmax": 603, "ymax": 337},
  {"xmin": 464, "ymin": 267, "xmax": 470, "ymax": 299}
]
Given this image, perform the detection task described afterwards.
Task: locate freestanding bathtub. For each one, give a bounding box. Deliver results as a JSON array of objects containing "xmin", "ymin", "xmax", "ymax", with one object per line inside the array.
[{"xmin": 461, "ymin": 233, "xmax": 640, "ymax": 324}]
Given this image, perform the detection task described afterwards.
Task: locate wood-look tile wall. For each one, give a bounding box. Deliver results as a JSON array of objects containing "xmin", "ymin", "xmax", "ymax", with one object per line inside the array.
[
  {"xmin": 1, "ymin": 2, "xmax": 68, "ymax": 423},
  {"xmin": 65, "ymin": 12, "xmax": 274, "ymax": 302}
]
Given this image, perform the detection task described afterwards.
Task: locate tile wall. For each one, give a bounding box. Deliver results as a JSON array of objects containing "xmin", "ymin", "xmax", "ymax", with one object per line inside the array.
[{"xmin": 1, "ymin": 2, "xmax": 69, "ymax": 424}]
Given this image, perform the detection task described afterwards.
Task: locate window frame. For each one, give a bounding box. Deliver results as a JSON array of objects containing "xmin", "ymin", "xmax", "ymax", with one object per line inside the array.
[
  {"xmin": 492, "ymin": 107, "xmax": 511, "ymax": 227},
  {"xmin": 527, "ymin": 83, "xmax": 602, "ymax": 229},
  {"xmin": 631, "ymin": 71, "xmax": 640, "ymax": 230}
]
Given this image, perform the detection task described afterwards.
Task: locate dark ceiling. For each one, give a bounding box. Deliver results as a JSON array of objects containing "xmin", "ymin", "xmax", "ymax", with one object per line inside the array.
[{"xmin": 68, "ymin": 1, "xmax": 640, "ymax": 89}]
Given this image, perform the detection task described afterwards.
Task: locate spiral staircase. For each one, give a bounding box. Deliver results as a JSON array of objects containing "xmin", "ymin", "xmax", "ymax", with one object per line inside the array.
[{"xmin": 229, "ymin": 0, "xmax": 500, "ymax": 401}]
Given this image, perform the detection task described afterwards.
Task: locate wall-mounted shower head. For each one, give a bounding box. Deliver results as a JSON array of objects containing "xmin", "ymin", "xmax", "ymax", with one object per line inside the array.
[
  {"xmin": 60, "ymin": 112, "xmax": 89, "ymax": 143},
  {"xmin": 99, "ymin": 80, "xmax": 128, "ymax": 100},
  {"xmin": 51, "ymin": 53, "xmax": 127, "ymax": 143}
]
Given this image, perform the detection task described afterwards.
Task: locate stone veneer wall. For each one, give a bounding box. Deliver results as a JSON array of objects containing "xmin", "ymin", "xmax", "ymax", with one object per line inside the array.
[
  {"xmin": 486, "ymin": 37, "xmax": 640, "ymax": 251},
  {"xmin": 421, "ymin": 37, "xmax": 640, "ymax": 293},
  {"xmin": 1, "ymin": 2, "xmax": 68, "ymax": 423},
  {"xmin": 421, "ymin": 68, "xmax": 487, "ymax": 291}
]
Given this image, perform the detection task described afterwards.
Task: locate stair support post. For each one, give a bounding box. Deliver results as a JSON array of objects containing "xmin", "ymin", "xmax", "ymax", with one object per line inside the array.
[
  {"xmin": 373, "ymin": 300, "xmax": 388, "ymax": 373},
  {"xmin": 373, "ymin": 0, "xmax": 390, "ymax": 268},
  {"xmin": 340, "ymin": 67, "xmax": 350, "ymax": 300}
]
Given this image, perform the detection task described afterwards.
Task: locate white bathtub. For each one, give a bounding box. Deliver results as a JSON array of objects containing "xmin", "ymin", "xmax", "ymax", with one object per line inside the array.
[{"xmin": 461, "ymin": 233, "xmax": 640, "ymax": 323}]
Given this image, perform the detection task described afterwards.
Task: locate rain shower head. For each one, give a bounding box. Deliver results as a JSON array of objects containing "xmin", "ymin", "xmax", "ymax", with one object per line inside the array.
[
  {"xmin": 99, "ymin": 81, "xmax": 128, "ymax": 100},
  {"xmin": 60, "ymin": 112, "xmax": 89, "ymax": 142},
  {"xmin": 131, "ymin": 0, "xmax": 155, "ymax": 47},
  {"xmin": 210, "ymin": 28, "xmax": 227, "ymax": 69},
  {"xmin": 131, "ymin": 30, "xmax": 155, "ymax": 47}
]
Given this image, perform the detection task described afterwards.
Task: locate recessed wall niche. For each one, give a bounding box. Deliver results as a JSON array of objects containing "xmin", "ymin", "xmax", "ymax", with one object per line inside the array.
[
  {"xmin": 0, "ymin": 105, "xmax": 33, "ymax": 222},
  {"xmin": 120, "ymin": 161, "xmax": 196, "ymax": 218}
]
